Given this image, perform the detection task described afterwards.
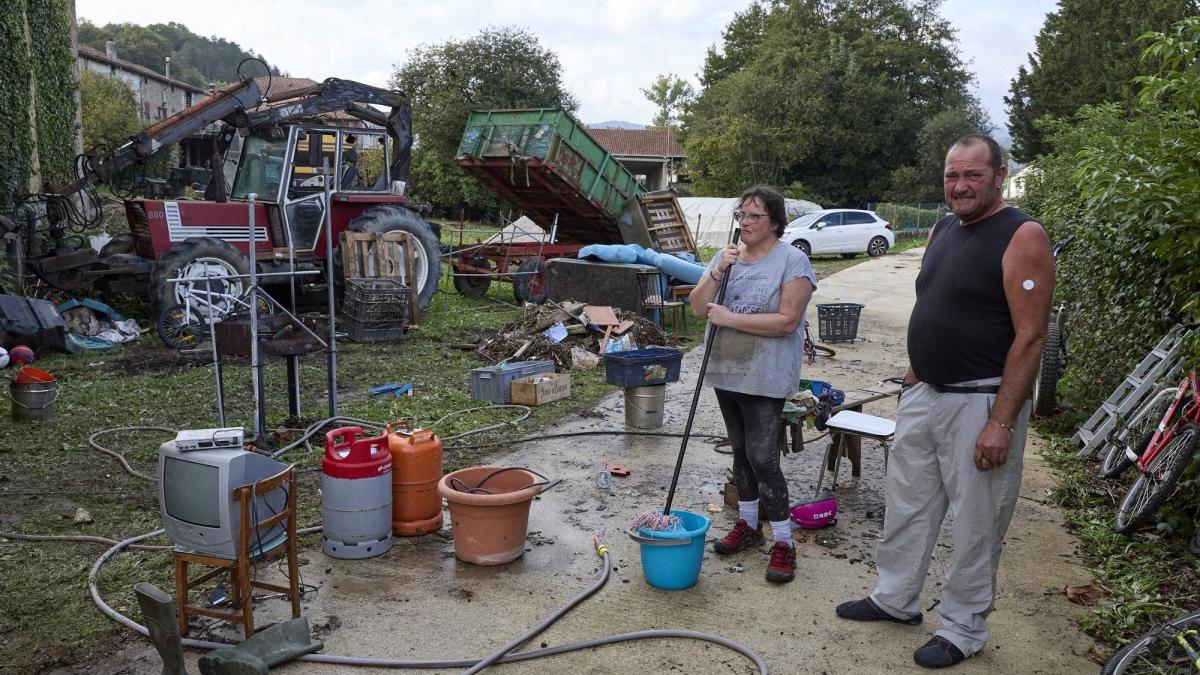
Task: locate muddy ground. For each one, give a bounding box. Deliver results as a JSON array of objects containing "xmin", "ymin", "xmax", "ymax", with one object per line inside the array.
[{"xmin": 66, "ymin": 247, "xmax": 1097, "ymax": 674}]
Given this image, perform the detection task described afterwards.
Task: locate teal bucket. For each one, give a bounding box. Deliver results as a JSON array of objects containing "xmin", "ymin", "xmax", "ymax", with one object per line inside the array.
[{"xmin": 631, "ymin": 509, "xmax": 710, "ymax": 590}]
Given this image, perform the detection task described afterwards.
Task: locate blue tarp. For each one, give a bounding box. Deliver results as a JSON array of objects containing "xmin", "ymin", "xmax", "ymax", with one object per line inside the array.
[{"xmin": 577, "ymin": 244, "xmax": 704, "ymax": 284}]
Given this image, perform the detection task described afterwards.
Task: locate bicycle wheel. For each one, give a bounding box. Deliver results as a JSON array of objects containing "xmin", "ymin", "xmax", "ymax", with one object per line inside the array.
[
  {"xmin": 1102, "ymin": 608, "xmax": 1200, "ymax": 674},
  {"xmin": 1102, "ymin": 388, "xmax": 1178, "ymax": 479},
  {"xmin": 1103, "ymin": 431, "xmax": 1153, "ymax": 480},
  {"xmin": 1114, "ymin": 423, "xmax": 1200, "ymax": 535},
  {"xmin": 1190, "ymin": 525, "xmax": 1200, "ymax": 557},
  {"xmin": 157, "ymin": 303, "xmax": 203, "ymax": 349}
]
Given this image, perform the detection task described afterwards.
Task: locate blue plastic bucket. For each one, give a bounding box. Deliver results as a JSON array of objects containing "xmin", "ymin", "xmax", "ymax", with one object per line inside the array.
[{"xmin": 631, "ymin": 509, "xmax": 710, "ymax": 590}]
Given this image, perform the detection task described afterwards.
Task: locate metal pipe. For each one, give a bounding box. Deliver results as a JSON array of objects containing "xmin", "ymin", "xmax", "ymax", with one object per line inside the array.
[
  {"xmin": 247, "ymin": 194, "xmax": 266, "ymax": 439},
  {"xmin": 207, "ymin": 276, "xmax": 226, "ymax": 426},
  {"xmin": 323, "ymin": 161, "xmax": 338, "ymax": 418}
]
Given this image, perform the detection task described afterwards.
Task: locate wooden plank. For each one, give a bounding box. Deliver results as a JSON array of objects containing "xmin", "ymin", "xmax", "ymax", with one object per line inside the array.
[{"xmin": 582, "ymin": 304, "xmax": 619, "ymax": 326}]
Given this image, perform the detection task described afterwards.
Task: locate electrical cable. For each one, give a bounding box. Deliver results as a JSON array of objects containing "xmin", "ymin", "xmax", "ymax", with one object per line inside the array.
[
  {"xmin": 87, "ymin": 531, "xmax": 767, "ymax": 674},
  {"xmin": 88, "ymin": 426, "xmax": 177, "ymax": 482},
  {"xmin": 444, "ymin": 428, "xmax": 729, "ymax": 452}
]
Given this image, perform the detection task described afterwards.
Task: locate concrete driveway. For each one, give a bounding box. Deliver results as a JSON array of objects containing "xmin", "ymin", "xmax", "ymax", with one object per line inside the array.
[{"xmin": 97, "ymin": 247, "xmax": 1097, "ymax": 674}]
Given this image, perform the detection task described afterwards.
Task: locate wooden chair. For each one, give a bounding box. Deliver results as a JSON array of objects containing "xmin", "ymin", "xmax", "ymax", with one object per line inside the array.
[
  {"xmin": 636, "ymin": 270, "xmax": 687, "ymax": 331},
  {"xmin": 173, "ymin": 465, "xmax": 301, "ymax": 638}
]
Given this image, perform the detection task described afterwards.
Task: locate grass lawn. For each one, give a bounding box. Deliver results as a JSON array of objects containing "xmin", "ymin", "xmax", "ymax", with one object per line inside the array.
[{"xmin": 0, "ymin": 242, "xmax": 880, "ymax": 672}]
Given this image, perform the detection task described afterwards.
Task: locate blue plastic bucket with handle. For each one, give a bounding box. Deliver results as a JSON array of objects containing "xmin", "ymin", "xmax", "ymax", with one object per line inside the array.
[{"xmin": 630, "ymin": 509, "xmax": 710, "ymax": 590}]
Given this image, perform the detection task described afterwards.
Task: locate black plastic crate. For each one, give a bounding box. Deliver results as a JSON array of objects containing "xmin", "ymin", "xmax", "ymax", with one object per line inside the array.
[
  {"xmin": 344, "ymin": 278, "xmax": 409, "ymax": 305},
  {"xmin": 816, "ymin": 303, "xmax": 864, "ymax": 342},
  {"xmin": 342, "ymin": 278, "xmax": 409, "ymax": 342}
]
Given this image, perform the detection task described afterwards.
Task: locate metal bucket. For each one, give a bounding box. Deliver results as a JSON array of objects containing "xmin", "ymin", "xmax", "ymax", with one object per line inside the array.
[
  {"xmin": 11, "ymin": 379, "xmax": 58, "ymax": 422},
  {"xmin": 624, "ymin": 384, "xmax": 665, "ymax": 429}
]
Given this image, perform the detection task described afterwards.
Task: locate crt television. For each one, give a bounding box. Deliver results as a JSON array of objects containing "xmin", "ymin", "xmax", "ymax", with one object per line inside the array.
[{"xmin": 158, "ymin": 442, "xmax": 288, "ymax": 558}]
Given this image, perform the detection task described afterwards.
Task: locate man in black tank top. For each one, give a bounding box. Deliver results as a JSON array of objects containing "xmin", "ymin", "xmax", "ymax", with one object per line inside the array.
[{"xmin": 836, "ymin": 135, "xmax": 1055, "ymax": 668}]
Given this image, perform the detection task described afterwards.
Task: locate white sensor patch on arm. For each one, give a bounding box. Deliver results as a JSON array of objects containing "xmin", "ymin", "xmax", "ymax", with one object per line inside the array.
[{"xmin": 1022, "ymin": 279, "xmax": 1035, "ymax": 291}]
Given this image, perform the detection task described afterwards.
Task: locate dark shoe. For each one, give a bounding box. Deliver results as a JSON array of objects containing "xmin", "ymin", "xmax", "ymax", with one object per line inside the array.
[
  {"xmin": 713, "ymin": 519, "xmax": 765, "ymax": 554},
  {"xmin": 835, "ymin": 597, "xmax": 922, "ymax": 625},
  {"xmin": 913, "ymin": 636, "xmax": 966, "ymax": 669},
  {"xmin": 765, "ymin": 542, "xmax": 796, "ymax": 583}
]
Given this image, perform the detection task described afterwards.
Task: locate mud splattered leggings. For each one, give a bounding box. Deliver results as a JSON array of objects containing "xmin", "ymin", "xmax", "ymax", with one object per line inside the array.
[{"xmin": 714, "ymin": 388, "xmax": 788, "ymax": 522}]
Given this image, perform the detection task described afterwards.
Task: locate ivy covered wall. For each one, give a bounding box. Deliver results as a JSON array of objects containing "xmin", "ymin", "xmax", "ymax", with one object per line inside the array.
[
  {"xmin": 27, "ymin": 1, "xmax": 78, "ymax": 189},
  {"xmin": 0, "ymin": 0, "xmax": 35, "ymax": 211},
  {"xmin": 0, "ymin": 0, "xmax": 79, "ymax": 210}
]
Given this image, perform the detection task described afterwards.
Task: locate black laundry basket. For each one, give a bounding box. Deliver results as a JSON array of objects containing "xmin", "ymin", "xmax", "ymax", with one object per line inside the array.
[{"xmin": 816, "ymin": 303, "xmax": 864, "ymax": 342}]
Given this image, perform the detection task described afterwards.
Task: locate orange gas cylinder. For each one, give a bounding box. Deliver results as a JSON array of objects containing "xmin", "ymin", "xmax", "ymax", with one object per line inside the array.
[{"xmin": 386, "ymin": 420, "xmax": 444, "ymax": 536}]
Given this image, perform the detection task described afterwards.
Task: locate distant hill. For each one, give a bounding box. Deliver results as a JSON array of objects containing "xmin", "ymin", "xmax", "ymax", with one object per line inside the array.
[
  {"xmin": 589, "ymin": 120, "xmax": 646, "ymax": 130},
  {"xmin": 76, "ymin": 19, "xmax": 282, "ymax": 87}
]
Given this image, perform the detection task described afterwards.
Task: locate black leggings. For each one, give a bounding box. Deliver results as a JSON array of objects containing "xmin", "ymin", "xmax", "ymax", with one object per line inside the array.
[{"xmin": 714, "ymin": 388, "xmax": 788, "ymax": 522}]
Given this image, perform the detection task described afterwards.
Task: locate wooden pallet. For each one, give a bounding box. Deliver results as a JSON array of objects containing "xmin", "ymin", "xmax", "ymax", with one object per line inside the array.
[{"xmin": 339, "ymin": 231, "xmax": 420, "ymax": 328}]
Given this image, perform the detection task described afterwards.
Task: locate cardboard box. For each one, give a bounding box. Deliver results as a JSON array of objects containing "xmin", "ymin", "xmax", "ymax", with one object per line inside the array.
[{"xmin": 510, "ymin": 373, "xmax": 571, "ymax": 406}]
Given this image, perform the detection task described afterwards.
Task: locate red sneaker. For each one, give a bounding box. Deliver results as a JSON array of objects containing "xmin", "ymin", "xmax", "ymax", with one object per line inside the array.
[
  {"xmin": 766, "ymin": 542, "xmax": 796, "ymax": 583},
  {"xmin": 713, "ymin": 519, "xmax": 766, "ymax": 554}
]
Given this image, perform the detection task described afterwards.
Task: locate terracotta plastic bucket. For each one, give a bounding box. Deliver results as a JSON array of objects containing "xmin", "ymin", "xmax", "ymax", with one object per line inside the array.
[{"xmin": 438, "ymin": 466, "xmax": 549, "ymax": 566}]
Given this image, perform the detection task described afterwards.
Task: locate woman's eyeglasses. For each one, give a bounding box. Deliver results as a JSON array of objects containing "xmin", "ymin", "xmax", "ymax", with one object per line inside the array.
[{"xmin": 734, "ymin": 211, "xmax": 768, "ymax": 224}]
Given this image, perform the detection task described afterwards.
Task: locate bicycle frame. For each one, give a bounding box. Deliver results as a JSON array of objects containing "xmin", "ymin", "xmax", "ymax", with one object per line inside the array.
[{"xmin": 1134, "ymin": 370, "xmax": 1200, "ymax": 472}]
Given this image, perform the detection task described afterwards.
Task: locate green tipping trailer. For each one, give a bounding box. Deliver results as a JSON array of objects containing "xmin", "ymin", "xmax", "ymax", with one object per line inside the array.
[{"xmin": 455, "ymin": 108, "xmax": 643, "ymax": 245}]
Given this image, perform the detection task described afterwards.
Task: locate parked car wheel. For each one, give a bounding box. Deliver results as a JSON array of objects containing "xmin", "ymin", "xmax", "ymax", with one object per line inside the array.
[
  {"xmin": 868, "ymin": 236, "xmax": 890, "ymax": 257},
  {"xmin": 792, "ymin": 240, "xmax": 811, "ymax": 257}
]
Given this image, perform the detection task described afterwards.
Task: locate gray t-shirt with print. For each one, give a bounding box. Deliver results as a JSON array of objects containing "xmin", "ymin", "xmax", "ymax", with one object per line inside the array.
[{"xmin": 702, "ymin": 243, "xmax": 817, "ymax": 398}]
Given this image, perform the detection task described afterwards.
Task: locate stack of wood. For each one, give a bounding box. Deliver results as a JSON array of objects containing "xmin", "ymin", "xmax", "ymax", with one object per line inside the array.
[{"xmin": 474, "ymin": 301, "xmax": 676, "ymax": 370}]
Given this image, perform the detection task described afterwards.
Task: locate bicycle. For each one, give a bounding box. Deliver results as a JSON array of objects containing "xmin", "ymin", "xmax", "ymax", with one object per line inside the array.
[
  {"xmin": 156, "ymin": 277, "xmax": 272, "ymax": 349},
  {"xmin": 803, "ymin": 321, "xmax": 836, "ymax": 364},
  {"xmin": 1113, "ymin": 369, "xmax": 1200, "ymax": 535},
  {"xmin": 1099, "ymin": 385, "xmax": 1179, "ymax": 479},
  {"xmin": 1032, "ymin": 238, "xmax": 1071, "ymax": 417},
  {"xmin": 1102, "ymin": 607, "xmax": 1200, "ymax": 673}
]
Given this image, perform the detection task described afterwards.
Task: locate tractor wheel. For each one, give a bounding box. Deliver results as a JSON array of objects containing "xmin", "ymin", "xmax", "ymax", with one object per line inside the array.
[
  {"xmin": 453, "ymin": 257, "xmax": 493, "ymax": 297},
  {"xmin": 150, "ymin": 237, "xmax": 250, "ymax": 318},
  {"xmin": 339, "ymin": 206, "xmax": 442, "ymax": 309},
  {"xmin": 512, "ymin": 259, "xmax": 550, "ymax": 305}
]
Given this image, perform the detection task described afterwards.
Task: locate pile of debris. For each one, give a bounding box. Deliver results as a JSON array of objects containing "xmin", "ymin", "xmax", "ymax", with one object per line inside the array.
[{"xmin": 476, "ymin": 301, "xmax": 677, "ymax": 370}]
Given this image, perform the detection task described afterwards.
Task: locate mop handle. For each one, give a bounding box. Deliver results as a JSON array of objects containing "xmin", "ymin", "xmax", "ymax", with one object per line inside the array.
[{"xmin": 662, "ymin": 228, "xmax": 740, "ymax": 515}]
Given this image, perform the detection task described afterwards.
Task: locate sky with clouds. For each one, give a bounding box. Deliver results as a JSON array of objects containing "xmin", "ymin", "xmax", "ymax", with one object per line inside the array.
[{"xmin": 76, "ymin": 0, "xmax": 1057, "ymax": 139}]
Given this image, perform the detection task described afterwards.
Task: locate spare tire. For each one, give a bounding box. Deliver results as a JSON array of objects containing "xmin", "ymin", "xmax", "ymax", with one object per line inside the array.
[{"xmin": 341, "ymin": 206, "xmax": 442, "ymax": 309}]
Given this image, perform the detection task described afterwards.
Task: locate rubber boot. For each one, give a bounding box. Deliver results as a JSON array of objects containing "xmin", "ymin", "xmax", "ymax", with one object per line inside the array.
[
  {"xmin": 133, "ymin": 582, "xmax": 190, "ymax": 675},
  {"xmin": 197, "ymin": 618, "xmax": 322, "ymax": 674}
]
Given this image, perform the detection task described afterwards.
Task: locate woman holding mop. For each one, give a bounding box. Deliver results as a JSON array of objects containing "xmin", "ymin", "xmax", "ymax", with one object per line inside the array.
[{"xmin": 690, "ymin": 185, "xmax": 816, "ymax": 583}]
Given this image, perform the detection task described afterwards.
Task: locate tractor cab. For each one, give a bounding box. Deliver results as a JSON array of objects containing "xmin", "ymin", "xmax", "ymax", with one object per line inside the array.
[{"xmin": 227, "ymin": 124, "xmax": 395, "ymax": 258}]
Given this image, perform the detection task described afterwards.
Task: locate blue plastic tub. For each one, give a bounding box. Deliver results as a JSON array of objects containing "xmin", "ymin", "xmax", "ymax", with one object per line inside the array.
[
  {"xmin": 633, "ymin": 509, "xmax": 710, "ymax": 590},
  {"xmin": 605, "ymin": 347, "xmax": 683, "ymax": 387}
]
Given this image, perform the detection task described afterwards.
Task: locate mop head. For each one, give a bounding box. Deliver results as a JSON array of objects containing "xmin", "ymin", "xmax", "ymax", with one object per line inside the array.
[{"xmin": 631, "ymin": 510, "xmax": 682, "ymax": 533}]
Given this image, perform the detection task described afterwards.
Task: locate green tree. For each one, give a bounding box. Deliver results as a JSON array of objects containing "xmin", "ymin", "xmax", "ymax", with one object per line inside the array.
[
  {"xmin": 686, "ymin": 0, "xmax": 975, "ymax": 205},
  {"xmin": 390, "ymin": 26, "xmax": 578, "ymax": 212},
  {"xmin": 79, "ymin": 70, "xmax": 140, "ymax": 149},
  {"xmin": 641, "ymin": 73, "xmax": 694, "ymax": 128},
  {"xmin": 1020, "ymin": 17, "xmax": 1200, "ymax": 406},
  {"xmin": 886, "ymin": 103, "xmax": 992, "ymax": 202},
  {"xmin": 1004, "ymin": 0, "xmax": 1197, "ymax": 161},
  {"xmin": 75, "ymin": 19, "xmax": 283, "ymax": 87}
]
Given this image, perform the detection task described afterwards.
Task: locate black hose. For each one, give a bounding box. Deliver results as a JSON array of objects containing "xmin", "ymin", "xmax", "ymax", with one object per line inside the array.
[{"xmin": 663, "ymin": 228, "xmax": 740, "ymax": 514}]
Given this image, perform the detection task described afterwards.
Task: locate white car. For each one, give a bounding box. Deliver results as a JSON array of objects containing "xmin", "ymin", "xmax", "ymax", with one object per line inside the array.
[{"xmin": 782, "ymin": 209, "xmax": 895, "ymax": 258}]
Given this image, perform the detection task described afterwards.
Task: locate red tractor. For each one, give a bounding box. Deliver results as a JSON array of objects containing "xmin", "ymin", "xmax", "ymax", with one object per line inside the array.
[{"xmin": 1, "ymin": 76, "xmax": 442, "ymax": 321}]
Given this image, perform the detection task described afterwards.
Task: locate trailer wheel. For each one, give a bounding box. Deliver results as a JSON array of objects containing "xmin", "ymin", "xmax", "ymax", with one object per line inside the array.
[
  {"xmin": 513, "ymin": 259, "xmax": 549, "ymax": 305},
  {"xmin": 340, "ymin": 206, "xmax": 443, "ymax": 309},
  {"xmin": 453, "ymin": 257, "xmax": 492, "ymax": 297},
  {"xmin": 150, "ymin": 237, "xmax": 250, "ymax": 317}
]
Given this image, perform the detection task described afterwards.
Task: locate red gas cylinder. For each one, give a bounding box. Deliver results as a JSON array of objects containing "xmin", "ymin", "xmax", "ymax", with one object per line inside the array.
[{"xmin": 386, "ymin": 420, "xmax": 444, "ymax": 536}]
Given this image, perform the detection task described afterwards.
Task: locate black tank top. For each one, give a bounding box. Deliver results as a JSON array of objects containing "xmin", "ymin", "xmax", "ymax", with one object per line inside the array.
[{"xmin": 908, "ymin": 206, "xmax": 1033, "ymax": 384}]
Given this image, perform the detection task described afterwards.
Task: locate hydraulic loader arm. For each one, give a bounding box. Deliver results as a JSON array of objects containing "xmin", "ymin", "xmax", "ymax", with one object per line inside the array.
[
  {"xmin": 244, "ymin": 78, "xmax": 413, "ymax": 182},
  {"xmin": 63, "ymin": 78, "xmax": 265, "ymax": 198}
]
